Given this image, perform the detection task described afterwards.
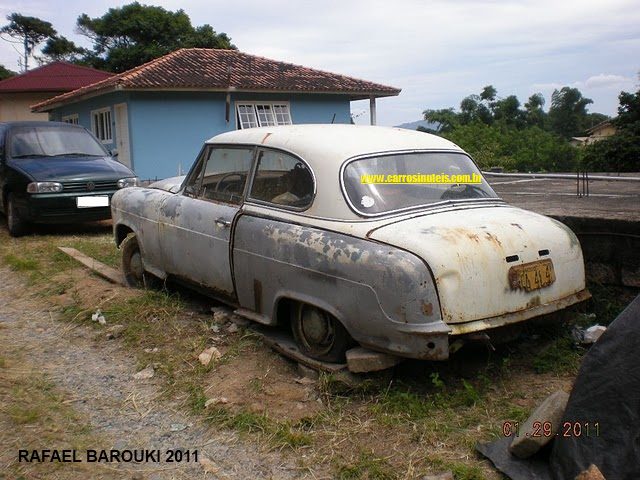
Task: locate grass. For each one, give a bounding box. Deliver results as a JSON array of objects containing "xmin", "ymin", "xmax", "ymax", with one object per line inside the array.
[
  {"xmin": 0, "ymin": 346, "xmax": 99, "ymax": 479},
  {"xmin": 1, "ymin": 225, "xmax": 637, "ymax": 479}
]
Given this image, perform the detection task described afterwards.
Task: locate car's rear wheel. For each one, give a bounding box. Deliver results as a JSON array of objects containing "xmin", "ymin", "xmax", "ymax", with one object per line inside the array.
[
  {"xmin": 291, "ymin": 303, "xmax": 351, "ymax": 363},
  {"xmin": 121, "ymin": 233, "xmax": 148, "ymax": 288},
  {"xmin": 6, "ymin": 193, "xmax": 28, "ymax": 237}
]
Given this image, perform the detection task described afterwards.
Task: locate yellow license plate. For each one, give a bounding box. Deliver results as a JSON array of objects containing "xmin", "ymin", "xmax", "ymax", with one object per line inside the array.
[{"xmin": 508, "ymin": 259, "xmax": 556, "ymax": 292}]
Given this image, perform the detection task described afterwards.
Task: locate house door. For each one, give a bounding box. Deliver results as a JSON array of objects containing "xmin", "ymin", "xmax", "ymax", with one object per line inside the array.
[{"xmin": 114, "ymin": 103, "xmax": 131, "ymax": 168}]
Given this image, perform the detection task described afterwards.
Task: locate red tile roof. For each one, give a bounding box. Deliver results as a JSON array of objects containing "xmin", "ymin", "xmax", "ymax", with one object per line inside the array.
[
  {"xmin": 0, "ymin": 61, "xmax": 113, "ymax": 93},
  {"xmin": 33, "ymin": 49, "xmax": 400, "ymax": 111}
]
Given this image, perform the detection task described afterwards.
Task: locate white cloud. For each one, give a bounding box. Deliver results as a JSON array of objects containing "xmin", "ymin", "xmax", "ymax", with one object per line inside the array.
[{"xmin": 0, "ymin": 0, "xmax": 638, "ymax": 122}]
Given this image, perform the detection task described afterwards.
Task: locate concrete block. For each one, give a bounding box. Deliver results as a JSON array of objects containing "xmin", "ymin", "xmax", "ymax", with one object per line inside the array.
[
  {"xmin": 575, "ymin": 464, "xmax": 606, "ymax": 480},
  {"xmin": 346, "ymin": 347, "xmax": 401, "ymax": 373},
  {"xmin": 509, "ymin": 390, "xmax": 569, "ymax": 459}
]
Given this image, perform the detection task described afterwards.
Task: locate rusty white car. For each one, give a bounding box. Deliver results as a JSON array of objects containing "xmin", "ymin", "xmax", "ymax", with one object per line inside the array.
[{"xmin": 111, "ymin": 125, "xmax": 589, "ymax": 363}]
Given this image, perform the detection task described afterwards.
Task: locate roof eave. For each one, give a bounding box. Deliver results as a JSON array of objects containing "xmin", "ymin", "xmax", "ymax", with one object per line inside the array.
[
  {"xmin": 31, "ymin": 85, "xmax": 119, "ymax": 112},
  {"xmin": 32, "ymin": 86, "xmax": 401, "ymax": 112}
]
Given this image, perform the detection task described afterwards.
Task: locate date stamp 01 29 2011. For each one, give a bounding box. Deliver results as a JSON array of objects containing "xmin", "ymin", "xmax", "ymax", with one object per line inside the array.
[{"xmin": 502, "ymin": 421, "xmax": 600, "ymax": 439}]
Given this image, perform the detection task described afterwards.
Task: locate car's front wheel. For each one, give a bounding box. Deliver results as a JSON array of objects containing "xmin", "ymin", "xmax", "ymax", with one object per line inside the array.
[
  {"xmin": 6, "ymin": 193, "xmax": 28, "ymax": 237},
  {"xmin": 121, "ymin": 233, "xmax": 149, "ymax": 288},
  {"xmin": 291, "ymin": 303, "xmax": 352, "ymax": 363}
]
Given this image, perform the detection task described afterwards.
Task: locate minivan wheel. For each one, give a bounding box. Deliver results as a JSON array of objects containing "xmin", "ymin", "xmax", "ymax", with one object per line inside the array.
[
  {"xmin": 121, "ymin": 234, "xmax": 146, "ymax": 288},
  {"xmin": 291, "ymin": 303, "xmax": 351, "ymax": 363},
  {"xmin": 6, "ymin": 193, "xmax": 28, "ymax": 237}
]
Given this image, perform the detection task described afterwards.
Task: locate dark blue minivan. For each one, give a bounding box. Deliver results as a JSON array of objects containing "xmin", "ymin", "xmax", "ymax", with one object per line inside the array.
[{"xmin": 0, "ymin": 121, "xmax": 138, "ymax": 236}]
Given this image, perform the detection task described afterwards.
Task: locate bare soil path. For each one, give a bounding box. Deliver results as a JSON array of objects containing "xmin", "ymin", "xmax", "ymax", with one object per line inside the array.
[{"xmin": 0, "ymin": 267, "xmax": 299, "ymax": 479}]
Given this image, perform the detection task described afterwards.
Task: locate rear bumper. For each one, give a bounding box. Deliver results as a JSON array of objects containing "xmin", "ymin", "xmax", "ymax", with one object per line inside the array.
[
  {"xmin": 448, "ymin": 288, "xmax": 591, "ymax": 336},
  {"xmin": 15, "ymin": 192, "xmax": 116, "ymax": 224},
  {"xmin": 360, "ymin": 288, "xmax": 590, "ymax": 362}
]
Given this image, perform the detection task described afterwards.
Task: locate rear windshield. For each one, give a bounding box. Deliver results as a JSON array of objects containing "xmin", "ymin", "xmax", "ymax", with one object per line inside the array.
[
  {"xmin": 342, "ymin": 151, "xmax": 497, "ymax": 215},
  {"xmin": 9, "ymin": 126, "xmax": 107, "ymax": 158}
]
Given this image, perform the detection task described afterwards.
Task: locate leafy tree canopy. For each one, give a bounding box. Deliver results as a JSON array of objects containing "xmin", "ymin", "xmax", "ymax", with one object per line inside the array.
[
  {"xmin": 1, "ymin": 13, "xmax": 56, "ymax": 70},
  {"xmin": 583, "ymin": 86, "xmax": 640, "ymax": 172},
  {"xmin": 0, "ymin": 63, "xmax": 16, "ymax": 80},
  {"xmin": 76, "ymin": 2, "xmax": 235, "ymax": 72},
  {"xmin": 39, "ymin": 35, "xmax": 87, "ymax": 64},
  {"xmin": 548, "ymin": 86, "xmax": 593, "ymax": 139}
]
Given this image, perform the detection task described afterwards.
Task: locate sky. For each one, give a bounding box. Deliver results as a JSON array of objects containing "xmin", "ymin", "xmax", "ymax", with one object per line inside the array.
[{"xmin": 0, "ymin": 0, "xmax": 638, "ymax": 126}]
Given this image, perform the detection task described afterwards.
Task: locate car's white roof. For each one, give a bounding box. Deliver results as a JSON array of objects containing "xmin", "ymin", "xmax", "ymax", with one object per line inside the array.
[
  {"xmin": 207, "ymin": 124, "xmax": 462, "ymax": 163},
  {"xmin": 206, "ymin": 125, "xmax": 465, "ymax": 221}
]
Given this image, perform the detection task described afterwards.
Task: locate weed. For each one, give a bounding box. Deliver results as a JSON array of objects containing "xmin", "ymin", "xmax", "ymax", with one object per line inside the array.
[
  {"xmin": 532, "ymin": 336, "xmax": 581, "ymax": 374},
  {"xmin": 430, "ymin": 371, "xmax": 445, "ymax": 389},
  {"xmin": 336, "ymin": 452, "xmax": 396, "ymax": 480},
  {"xmin": 4, "ymin": 253, "xmax": 39, "ymax": 271}
]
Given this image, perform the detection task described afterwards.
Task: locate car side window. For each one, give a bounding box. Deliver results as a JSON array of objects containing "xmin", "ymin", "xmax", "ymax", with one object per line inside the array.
[
  {"xmin": 184, "ymin": 147, "xmax": 254, "ymax": 204},
  {"xmin": 249, "ymin": 149, "xmax": 314, "ymax": 209}
]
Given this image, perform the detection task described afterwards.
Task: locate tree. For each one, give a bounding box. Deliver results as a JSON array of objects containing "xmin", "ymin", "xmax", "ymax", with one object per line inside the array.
[
  {"xmin": 76, "ymin": 2, "xmax": 235, "ymax": 72},
  {"xmin": 422, "ymin": 108, "xmax": 459, "ymax": 133},
  {"xmin": 583, "ymin": 87, "xmax": 640, "ymax": 172},
  {"xmin": 1, "ymin": 13, "xmax": 56, "ymax": 71},
  {"xmin": 548, "ymin": 87, "xmax": 593, "ymax": 139},
  {"xmin": 0, "ymin": 64, "xmax": 16, "ymax": 80},
  {"xmin": 492, "ymin": 95, "xmax": 524, "ymax": 128},
  {"xmin": 524, "ymin": 93, "xmax": 546, "ymax": 128},
  {"xmin": 39, "ymin": 35, "xmax": 87, "ymax": 63}
]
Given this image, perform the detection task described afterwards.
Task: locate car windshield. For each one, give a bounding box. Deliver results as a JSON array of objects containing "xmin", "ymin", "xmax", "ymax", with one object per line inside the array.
[
  {"xmin": 9, "ymin": 126, "xmax": 107, "ymax": 158},
  {"xmin": 342, "ymin": 151, "xmax": 498, "ymax": 215}
]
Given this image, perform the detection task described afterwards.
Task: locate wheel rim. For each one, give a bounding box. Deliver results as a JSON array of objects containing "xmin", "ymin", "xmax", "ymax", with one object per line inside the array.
[
  {"xmin": 128, "ymin": 250, "xmax": 144, "ymax": 284},
  {"xmin": 298, "ymin": 306, "xmax": 335, "ymax": 356}
]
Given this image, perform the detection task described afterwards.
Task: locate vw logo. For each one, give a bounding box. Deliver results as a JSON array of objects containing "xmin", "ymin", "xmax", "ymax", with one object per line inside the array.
[{"xmin": 86, "ymin": 182, "xmax": 95, "ymax": 191}]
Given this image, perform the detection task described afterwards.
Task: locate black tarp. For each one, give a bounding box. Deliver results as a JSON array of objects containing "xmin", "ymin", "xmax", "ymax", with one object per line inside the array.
[{"xmin": 477, "ymin": 294, "xmax": 640, "ymax": 479}]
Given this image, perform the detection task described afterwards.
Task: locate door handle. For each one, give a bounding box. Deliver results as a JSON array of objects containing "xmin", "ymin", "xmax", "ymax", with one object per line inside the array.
[{"xmin": 215, "ymin": 218, "xmax": 231, "ymax": 228}]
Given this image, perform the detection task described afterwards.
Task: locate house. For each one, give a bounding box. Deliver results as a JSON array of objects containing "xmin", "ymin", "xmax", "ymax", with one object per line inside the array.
[
  {"xmin": 570, "ymin": 119, "xmax": 616, "ymax": 147},
  {"xmin": 32, "ymin": 48, "xmax": 401, "ymax": 179},
  {"xmin": 0, "ymin": 62, "xmax": 113, "ymax": 121}
]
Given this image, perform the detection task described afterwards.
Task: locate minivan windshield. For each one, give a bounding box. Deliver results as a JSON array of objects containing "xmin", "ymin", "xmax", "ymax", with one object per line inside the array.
[
  {"xmin": 9, "ymin": 126, "xmax": 108, "ymax": 158},
  {"xmin": 342, "ymin": 152, "xmax": 498, "ymax": 215}
]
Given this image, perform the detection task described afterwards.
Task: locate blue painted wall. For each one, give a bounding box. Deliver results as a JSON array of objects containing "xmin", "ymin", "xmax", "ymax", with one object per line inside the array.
[
  {"xmin": 49, "ymin": 92, "xmax": 129, "ymax": 153},
  {"xmin": 49, "ymin": 91, "xmax": 352, "ymax": 180}
]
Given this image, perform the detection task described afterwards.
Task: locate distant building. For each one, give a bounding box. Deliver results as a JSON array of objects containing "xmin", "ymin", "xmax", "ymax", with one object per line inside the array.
[
  {"xmin": 571, "ymin": 119, "xmax": 616, "ymax": 147},
  {"xmin": 33, "ymin": 48, "xmax": 400, "ymax": 179},
  {"xmin": 0, "ymin": 62, "xmax": 113, "ymax": 121}
]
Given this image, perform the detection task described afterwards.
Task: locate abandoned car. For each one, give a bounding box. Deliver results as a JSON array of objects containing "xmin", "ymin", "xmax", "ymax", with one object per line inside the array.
[
  {"xmin": 111, "ymin": 125, "xmax": 589, "ymax": 362},
  {"xmin": 0, "ymin": 121, "xmax": 138, "ymax": 236}
]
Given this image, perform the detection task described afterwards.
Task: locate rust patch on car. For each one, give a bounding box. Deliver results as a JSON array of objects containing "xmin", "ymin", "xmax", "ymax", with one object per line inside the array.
[
  {"xmin": 484, "ymin": 232, "xmax": 502, "ymax": 247},
  {"xmin": 526, "ymin": 296, "xmax": 541, "ymax": 308},
  {"xmin": 422, "ymin": 301, "xmax": 433, "ymax": 316}
]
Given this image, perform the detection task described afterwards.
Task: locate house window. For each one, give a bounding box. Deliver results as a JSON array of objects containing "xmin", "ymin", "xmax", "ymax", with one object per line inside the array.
[
  {"xmin": 236, "ymin": 102, "xmax": 292, "ymax": 129},
  {"xmin": 62, "ymin": 114, "xmax": 79, "ymax": 125},
  {"xmin": 91, "ymin": 108, "xmax": 112, "ymax": 143}
]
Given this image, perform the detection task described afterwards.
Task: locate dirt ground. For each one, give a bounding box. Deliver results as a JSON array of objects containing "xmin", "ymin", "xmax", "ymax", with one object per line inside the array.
[
  {"xmin": 0, "ymin": 267, "xmax": 302, "ymax": 480},
  {"xmin": 2, "ymin": 221, "xmax": 634, "ymax": 479}
]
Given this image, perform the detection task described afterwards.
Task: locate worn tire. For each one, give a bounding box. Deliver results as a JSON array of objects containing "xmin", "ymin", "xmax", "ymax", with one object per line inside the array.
[
  {"xmin": 6, "ymin": 193, "xmax": 28, "ymax": 237},
  {"xmin": 291, "ymin": 303, "xmax": 351, "ymax": 363},
  {"xmin": 121, "ymin": 233, "xmax": 146, "ymax": 288}
]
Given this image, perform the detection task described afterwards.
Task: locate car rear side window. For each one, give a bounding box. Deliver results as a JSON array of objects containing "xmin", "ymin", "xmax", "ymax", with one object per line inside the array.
[{"xmin": 249, "ymin": 149, "xmax": 314, "ymax": 209}]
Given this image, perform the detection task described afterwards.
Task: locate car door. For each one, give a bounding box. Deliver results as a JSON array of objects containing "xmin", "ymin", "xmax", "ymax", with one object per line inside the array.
[{"xmin": 157, "ymin": 145, "xmax": 255, "ymax": 297}]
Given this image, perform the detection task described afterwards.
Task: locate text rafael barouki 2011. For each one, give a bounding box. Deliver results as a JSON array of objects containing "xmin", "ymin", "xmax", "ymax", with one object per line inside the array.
[{"xmin": 18, "ymin": 449, "xmax": 199, "ymax": 463}]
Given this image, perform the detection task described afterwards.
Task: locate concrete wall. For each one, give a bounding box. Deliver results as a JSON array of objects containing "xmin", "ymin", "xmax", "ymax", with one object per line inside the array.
[{"xmin": 0, "ymin": 93, "xmax": 55, "ymax": 121}]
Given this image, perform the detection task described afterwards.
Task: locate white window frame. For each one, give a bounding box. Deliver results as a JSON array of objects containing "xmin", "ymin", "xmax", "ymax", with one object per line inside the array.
[
  {"xmin": 91, "ymin": 107, "xmax": 113, "ymax": 143},
  {"xmin": 236, "ymin": 102, "xmax": 292, "ymax": 129},
  {"xmin": 61, "ymin": 114, "xmax": 79, "ymax": 125}
]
